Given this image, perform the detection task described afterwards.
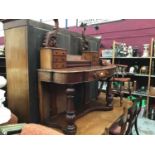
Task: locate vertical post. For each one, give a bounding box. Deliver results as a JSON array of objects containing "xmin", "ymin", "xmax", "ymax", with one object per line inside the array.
[
  {"xmin": 65, "ymin": 85, "xmax": 76, "ymax": 135},
  {"xmin": 106, "ymin": 77, "xmax": 113, "ymax": 108},
  {"xmin": 112, "ymin": 40, "xmax": 116, "ymax": 65},
  {"xmin": 65, "ymin": 19, "xmax": 68, "ymax": 29},
  {"xmin": 146, "ymin": 38, "xmax": 154, "ymax": 117}
]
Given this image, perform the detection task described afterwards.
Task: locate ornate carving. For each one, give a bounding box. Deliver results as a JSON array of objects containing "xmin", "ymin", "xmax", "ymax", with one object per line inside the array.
[
  {"xmin": 80, "ymin": 23, "xmax": 89, "ymax": 51},
  {"xmin": 65, "ymin": 86, "xmax": 76, "ymax": 135},
  {"xmin": 42, "ymin": 19, "xmax": 59, "ymax": 48}
]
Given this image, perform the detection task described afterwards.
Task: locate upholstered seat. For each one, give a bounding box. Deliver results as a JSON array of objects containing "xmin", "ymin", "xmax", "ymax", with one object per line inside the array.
[
  {"xmin": 112, "ymin": 64, "xmax": 133, "ymax": 106},
  {"xmin": 113, "ymin": 77, "xmax": 130, "ymax": 82},
  {"xmin": 109, "ymin": 122, "xmax": 122, "ymax": 135}
]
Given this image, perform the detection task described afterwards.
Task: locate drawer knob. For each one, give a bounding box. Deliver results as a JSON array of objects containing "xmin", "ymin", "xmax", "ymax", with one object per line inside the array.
[{"xmin": 93, "ymin": 71, "xmax": 109, "ymax": 79}]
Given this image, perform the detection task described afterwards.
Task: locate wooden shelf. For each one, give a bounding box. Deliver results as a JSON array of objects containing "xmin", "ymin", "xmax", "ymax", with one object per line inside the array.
[
  {"xmin": 100, "ymin": 87, "xmax": 148, "ymax": 97},
  {"xmin": 115, "ymin": 57, "xmax": 151, "ymax": 59},
  {"xmin": 115, "ymin": 90, "xmax": 155, "ymax": 98},
  {"xmin": 115, "ymin": 89, "xmax": 148, "ymax": 97},
  {"xmin": 131, "ymin": 91, "xmax": 148, "ymax": 97},
  {"xmin": 115, "ymin": 72, "xmax": 149, "ymax": 77},
  {"xmin": 134, "ymin": 73, "xmax": 149, "ymax": 77}
]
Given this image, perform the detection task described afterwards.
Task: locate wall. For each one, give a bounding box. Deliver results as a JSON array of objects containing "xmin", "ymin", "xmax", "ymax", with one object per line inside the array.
[{"xmin": 69, "ymin": 19, "xmax": 155, "ymax": 53}]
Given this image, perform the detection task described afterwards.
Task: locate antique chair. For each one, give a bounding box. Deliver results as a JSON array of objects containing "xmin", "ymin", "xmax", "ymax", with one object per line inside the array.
[
  {"xmin": 108, "ymin": 96, "xmax": 142, "ymax": 135},
  {"xmin": 112, "ymin": 64, "xmax": 133, "ymax": 106},
  {"xmin": 98, "ymin": 64, "xmax": 133, "ymax": 106}
]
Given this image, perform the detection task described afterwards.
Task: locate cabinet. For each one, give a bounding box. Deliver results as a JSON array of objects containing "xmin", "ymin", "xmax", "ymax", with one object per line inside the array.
[
  {"xmin": 110, "ymin": 39, "xmax": 155, "ymax": 118},
  {"xmin": 3, "ymin": 19, "xmax": 100, "ymax": 123}
]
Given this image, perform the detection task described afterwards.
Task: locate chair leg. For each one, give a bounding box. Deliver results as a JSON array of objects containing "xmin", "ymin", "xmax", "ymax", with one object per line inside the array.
[
  {"xmin": 128, "ymin": 81, "xmax": 132, "ymax": 100},
  {"xmin": 120, "ymin": 85, "xmax": 124, "ymax": 106},
  {"xmin": 135, "ymin": 119, "xmax": 139, "ymax": 135}
]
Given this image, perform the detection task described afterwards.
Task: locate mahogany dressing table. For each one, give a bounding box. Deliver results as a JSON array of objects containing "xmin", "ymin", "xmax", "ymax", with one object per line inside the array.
[{"xmin": 38, "ymin": 65, "xmax": 116, "ymax": 134}]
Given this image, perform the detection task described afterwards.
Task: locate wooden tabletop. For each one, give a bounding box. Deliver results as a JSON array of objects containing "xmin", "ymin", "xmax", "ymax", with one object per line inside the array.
[
  {"xmin": 38, "ymin": 65, "xmax": 116, "ymax": 84},
  {"xmin": 38, "ymin": 65, "xmax": 116, "ymax": 73}
]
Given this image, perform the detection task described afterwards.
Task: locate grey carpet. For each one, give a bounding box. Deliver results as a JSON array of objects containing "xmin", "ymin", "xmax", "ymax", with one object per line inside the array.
[{"xmin": 133, "ymin": 117, "xmax": 155, "ymax": 135}]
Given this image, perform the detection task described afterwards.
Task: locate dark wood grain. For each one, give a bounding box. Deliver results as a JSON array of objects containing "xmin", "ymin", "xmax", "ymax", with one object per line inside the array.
[{"xmin": 38, "ymin": 65, "xmax": 116, "ymax": 134}]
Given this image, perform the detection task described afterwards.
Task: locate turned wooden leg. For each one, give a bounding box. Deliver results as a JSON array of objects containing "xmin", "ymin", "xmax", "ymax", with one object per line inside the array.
[
  {"xmin": 120, "ymin": 85, "xmax": 124, "ymax": 107},
  {"xmin": 106, "ymin": 77, "xmax": 113, "ymax": 107},
  {"xmin": 65, "ymin": 86, "xmax": 77, "ymax": 135}
]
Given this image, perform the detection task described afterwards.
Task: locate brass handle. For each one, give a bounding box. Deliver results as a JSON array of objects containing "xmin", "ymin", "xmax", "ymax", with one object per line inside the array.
[{"xmin": 93, "ymin": 71, "xmax": 108, "ymax": 79}]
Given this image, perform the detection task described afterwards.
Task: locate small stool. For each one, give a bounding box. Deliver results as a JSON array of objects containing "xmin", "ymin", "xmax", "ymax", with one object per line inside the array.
[{"xmin": 112, "ymin": 77, "xmax": 132, "ymax": 106}]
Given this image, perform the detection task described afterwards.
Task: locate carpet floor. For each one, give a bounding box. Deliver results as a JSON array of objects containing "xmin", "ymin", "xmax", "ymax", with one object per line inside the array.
[{"xmin": 133, "ymin": 117, "xmax": 155, "ymax": 135}]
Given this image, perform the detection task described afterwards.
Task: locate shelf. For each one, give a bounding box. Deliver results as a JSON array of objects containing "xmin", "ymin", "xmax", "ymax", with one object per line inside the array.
[
  {"xmin": 100, "ymin": 88, "xmax": 155, "ymax": 98},
  {"xmin": 132, "ymin": 91, "xmax": 148, "ymax": 97},
  {"xmin": 115, "ymin": 72, "xmax": 149, "ymax": 77},
  {"xmin": 119, "ymin": 90, "xmax": 148, "ymax": 97},
  {"xmin": 115, "ymin": 57, "xmax": 151, "ymax": 59},
  {"xmin": 149, "ymin": 95, "xmax": 155, "ymax": 98},
  {"xmin": 100, "ymin": 87, "xmax": 148, "ymax": 97},
  {"xmin": 134, "ymin": 73, "xmax": 149, "ymax": 77},
  {"xmin": 114, "ymin": 90, "xmax": 155, "ymax": 98},
  {"xmin": 113, "ymin": 39, "xmax": 155, "ymax": 118}
]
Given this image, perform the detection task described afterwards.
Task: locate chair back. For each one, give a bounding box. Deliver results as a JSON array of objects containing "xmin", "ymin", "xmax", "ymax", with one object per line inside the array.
[{"xmin": 125, "ymin": 96, "xmax": 142, "ymax": 135}]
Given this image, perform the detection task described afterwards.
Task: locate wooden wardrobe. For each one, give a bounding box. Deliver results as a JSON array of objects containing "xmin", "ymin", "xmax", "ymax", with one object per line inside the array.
[{"xmin": 3, "ymin": 19, "xmax": 100, "ymax": 123}]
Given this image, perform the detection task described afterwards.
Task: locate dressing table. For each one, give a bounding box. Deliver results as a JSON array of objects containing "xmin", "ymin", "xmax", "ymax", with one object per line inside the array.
[{"xmin": 38, "ymin": 65, "xmax": 116, "ymax": 134}]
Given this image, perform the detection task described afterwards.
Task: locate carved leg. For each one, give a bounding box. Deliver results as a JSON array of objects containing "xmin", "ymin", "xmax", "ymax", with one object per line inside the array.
[
  {"xmin": 65, "ymin": 86, "xmax": 77, "ymax": 135},
  {"xmin": 106, "ymin": 77, "xmax": 113, "ymax": 107}
]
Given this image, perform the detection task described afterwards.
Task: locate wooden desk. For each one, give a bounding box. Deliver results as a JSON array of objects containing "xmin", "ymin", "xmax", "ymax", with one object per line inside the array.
[{"xmin": 38, "ymin": 65, "xmax": 116, "ymax": 134}]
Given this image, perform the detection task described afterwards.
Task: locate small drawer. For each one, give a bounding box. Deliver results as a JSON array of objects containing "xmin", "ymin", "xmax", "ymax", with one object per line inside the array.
[
  {"xmin": 53, "ymin": 56, "xmax": 66, "ymax": 62},
  {"xmin": 53, "ymin": 50, "xmax": 66, "ymax": 56},
  {"xmin": 53, "ymin": 63, "xmax": 66, "ymax": 69}
]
